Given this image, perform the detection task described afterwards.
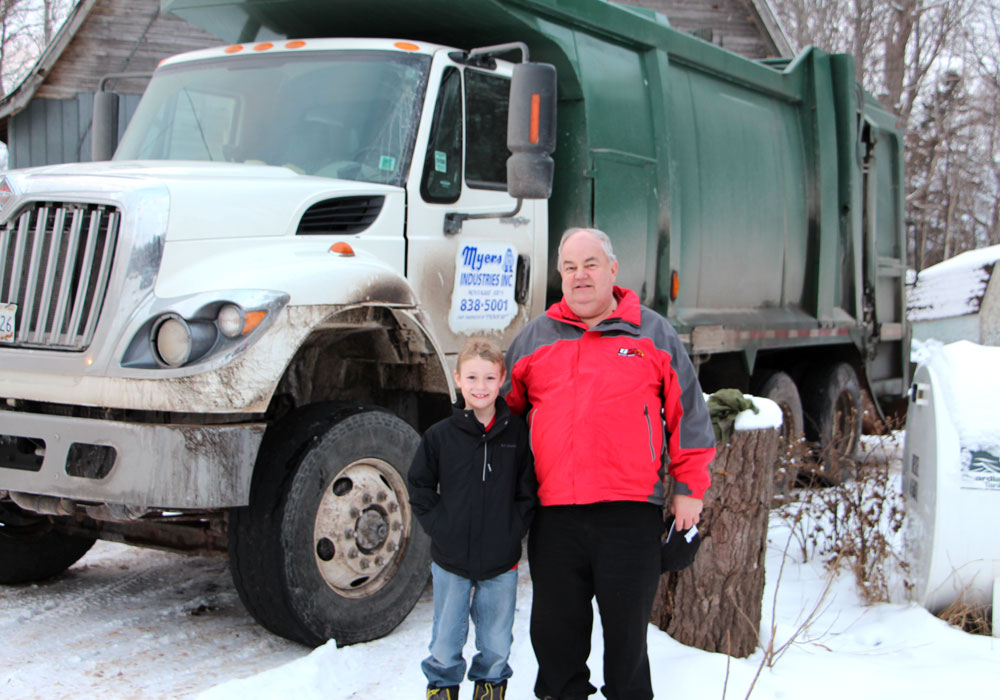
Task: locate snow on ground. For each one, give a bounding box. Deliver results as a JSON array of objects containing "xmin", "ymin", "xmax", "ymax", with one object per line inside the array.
[
  {"xmin": 2, "ymin": 436, "xmax": 998, "ymax": 699},
  {"xmin": 199, "ymin": 437, "xmax": 1000, "ymax": 700},
  {"xmin": 0, "ymin": 543, "xmax": 304, "ymax": 699},
  {"xmin": 3, "ymin": 355, "xmax": 1000, "ymax": 699}
]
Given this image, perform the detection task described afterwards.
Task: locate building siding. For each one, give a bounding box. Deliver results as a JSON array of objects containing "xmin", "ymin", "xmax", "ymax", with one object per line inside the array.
[
  {"xmin": 36, "ymin": 0, "xmax": 219, "ymax": 100},
  {"xmin": 9, "ymin": 92, "xmax": 141, "ymax": 168},
  {"xmin": 611, "ymin": 0, "xmax": 784, "ymax": 59}
]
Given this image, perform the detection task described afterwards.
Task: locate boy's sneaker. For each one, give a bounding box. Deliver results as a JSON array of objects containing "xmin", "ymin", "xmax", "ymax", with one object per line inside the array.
[
  {"xmin": 426, "ymin": 685, "xmax": 459, "ymax": 699},
  {"xmin": 472, "ymin": 680, "xmax": 507, "ymax": 700}
]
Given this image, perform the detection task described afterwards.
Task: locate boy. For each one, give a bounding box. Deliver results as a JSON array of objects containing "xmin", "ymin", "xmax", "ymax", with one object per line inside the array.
[{"xmin": 408, "ymin": 337, "xmax": 536, "ymax": 700}]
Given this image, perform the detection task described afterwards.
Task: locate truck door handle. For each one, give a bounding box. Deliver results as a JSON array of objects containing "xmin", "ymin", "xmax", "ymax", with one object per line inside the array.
[{"xmin": 515, "ymin": 254, "xmax": 530, "ymax": 304}]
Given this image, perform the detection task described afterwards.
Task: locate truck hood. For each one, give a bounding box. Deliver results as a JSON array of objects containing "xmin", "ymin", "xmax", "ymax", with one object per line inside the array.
[{"xmin": 3, "ymin": 160, "xmax": 403, "ymax": 241}]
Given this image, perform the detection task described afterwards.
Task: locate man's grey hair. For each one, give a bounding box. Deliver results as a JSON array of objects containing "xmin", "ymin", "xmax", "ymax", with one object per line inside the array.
[{"xmin": 557, "ymin": 227, "xmax": 618, "ymax": 266}]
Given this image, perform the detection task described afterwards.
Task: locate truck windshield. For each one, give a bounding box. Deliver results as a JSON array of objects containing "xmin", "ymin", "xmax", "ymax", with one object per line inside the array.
[{"xmin": 115, "ymin": 50, "xmax": 431, "ymax": 187}]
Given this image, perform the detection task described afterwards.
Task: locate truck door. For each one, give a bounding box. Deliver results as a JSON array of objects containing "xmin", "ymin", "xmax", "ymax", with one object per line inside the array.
[
  {"xmin": 861, "ymin": 117, "xmax": 909, "ymax": 400},
  {"xmin": 405, "ymin": 56, "xmax": 547, "ymax": 356}
]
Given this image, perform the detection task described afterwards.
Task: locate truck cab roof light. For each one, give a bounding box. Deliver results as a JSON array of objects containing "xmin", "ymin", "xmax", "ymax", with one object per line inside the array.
[{"xmin": 394, "ymin": 42, "xmax": 420, "ymax": 51}]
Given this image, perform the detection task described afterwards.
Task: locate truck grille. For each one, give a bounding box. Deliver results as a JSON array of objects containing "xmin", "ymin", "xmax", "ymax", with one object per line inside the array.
[{"xmin": 1, "ymin": 202, "xmax": 120, "ymax": 351}]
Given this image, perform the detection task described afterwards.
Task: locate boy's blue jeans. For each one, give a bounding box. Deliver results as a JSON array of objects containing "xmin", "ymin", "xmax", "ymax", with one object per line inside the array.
[{"xmin": 421, "ymin": 562, "xmax": 517, "ymax": 687}]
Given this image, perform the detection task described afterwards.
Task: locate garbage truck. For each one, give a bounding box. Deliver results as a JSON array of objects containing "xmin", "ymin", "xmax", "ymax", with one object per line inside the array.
[{"xmin": 0, "ymin": 0, "xmax": 908, "ymax": 646}]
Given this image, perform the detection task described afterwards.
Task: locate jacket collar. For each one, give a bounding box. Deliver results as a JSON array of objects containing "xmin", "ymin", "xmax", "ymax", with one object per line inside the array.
[
  {"xmin": 546, "ymin": 285, "xmax": 642, "ymax": 333},
  {"xmin": 451, "ymin": 395, "xmax": 511, "ymax": 435}
]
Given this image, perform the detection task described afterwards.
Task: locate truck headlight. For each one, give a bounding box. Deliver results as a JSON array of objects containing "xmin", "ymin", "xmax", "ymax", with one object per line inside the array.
[
  {"xmin": 216, "ymin": 303, "xmax": 267, "ymax": 338},
  {"xmin": 151, "ymin": 314, "xmax": 215, "ymax": 368},
  {"xmin": 121, "ymin": 291, "xmax": 288, "ymax": 372},
  {"xmin": 151, "ymin": 315, "xmax": 192, "ymax": 367},
  {"xmin": 217, "ymin": 304, "xmax": 243, "ymax": 338}
]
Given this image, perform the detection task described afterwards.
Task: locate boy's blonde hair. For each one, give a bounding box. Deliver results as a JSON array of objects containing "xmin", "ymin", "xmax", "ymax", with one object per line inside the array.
[{"xmin": 456, "ymin": 336, "xmax": 506, "ymax": 374}]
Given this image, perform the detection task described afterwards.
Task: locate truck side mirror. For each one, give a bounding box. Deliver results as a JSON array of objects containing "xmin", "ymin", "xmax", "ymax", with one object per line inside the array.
[
  {"xmin": 507, "ymin": 62, "xmax": 556, "ymax": 199},
  {"xmin": 92, "ymin": 91, "xmax": 120, "ymax": 162}
]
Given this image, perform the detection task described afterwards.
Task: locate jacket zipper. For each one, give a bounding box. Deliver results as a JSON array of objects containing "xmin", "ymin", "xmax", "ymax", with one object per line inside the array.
[
  {"xmin": 644, "ymin": 405, "xmax": 656, "ymax": 462},
  {"xmin": 479, "ymin": 433, "xmax": 490, "ymax": 577},
  {"xmin": 482, "ymin": 438, "xmax": 490, "ymax": 481}
]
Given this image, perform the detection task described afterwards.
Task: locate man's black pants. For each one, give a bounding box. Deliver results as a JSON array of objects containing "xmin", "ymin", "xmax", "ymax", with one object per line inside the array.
[{"xmin": 528, "ymin": 502, "xmax": 663, "ymax": 700}]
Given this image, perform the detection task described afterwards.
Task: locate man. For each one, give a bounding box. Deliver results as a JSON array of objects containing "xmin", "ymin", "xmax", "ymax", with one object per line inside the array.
[{"xmin": 504, "ymin": 227, "xmax": 716, "ymax": 700}]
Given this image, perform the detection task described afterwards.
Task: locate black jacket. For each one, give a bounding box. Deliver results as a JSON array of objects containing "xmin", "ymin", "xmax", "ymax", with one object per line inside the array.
[{"xmin": 407, "ymin": 397, "xmax": 536, "ymax": 581}]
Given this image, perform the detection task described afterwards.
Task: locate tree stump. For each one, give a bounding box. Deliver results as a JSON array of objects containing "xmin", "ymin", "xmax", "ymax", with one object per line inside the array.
[{"xmin": 650, "ymin": 425, "xmax": 778, "ymax": 658}]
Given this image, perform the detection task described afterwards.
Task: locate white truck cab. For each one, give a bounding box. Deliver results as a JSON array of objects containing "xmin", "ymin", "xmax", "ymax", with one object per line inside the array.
[{"xmin": 0, "ymin": 37, "xmax": 555, "ymax": 646}]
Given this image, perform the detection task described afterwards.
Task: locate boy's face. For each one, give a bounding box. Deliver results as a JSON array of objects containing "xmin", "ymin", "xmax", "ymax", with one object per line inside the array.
[{"xmin": 453, "ymin": 356, "xmax": 505, "ymax": 415}]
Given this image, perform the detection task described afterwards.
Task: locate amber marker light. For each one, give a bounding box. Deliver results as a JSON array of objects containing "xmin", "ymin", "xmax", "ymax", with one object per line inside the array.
[
  {"xmin": 285, "ymin": 40, "xmax": 307, "ymax": 49},
  {"xmin": 329, "ymin": 241, "xmax": 356, "ymax": 256},
  {"xmin": 224, "ymin": 45, "xmax": 244, "ymax": 54},
  {"xmin": 530, "ymin": 94, "xmax": 541, "ymax": 144},
  {"xmin": 394, "ymin": 41, "xmax": 420, "ymax": 51},
  {"xmin": 241, "ymin": 311, "xmax": 267, "ymax": 335},
  {"xmin": 670, "ymin": 270, "xmax": 680, "ymax": 301},
  {"xmin": 254, "ymin": 42, "xmax": 274, "ymax": 51}
]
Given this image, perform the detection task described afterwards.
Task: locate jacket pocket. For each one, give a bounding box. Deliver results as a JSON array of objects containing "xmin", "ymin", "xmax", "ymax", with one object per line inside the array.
[{"xmin": 644, "ymin": 405, "xmax": 656, "ymax": 462}]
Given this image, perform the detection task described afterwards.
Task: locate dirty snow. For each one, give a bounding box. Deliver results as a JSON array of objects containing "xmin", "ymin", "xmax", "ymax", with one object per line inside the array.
[
  {"xmin": 2, "ymin": 361, "xmax": 999, "ymax": 699},
  {"xmin": 3, "ymin": 434, "xmax": 998, "ymax": 699}
]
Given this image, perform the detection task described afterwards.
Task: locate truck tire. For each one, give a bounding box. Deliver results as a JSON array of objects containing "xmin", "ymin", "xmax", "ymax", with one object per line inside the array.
[
  {"xmin": 228, "ymin": 404, "xmax": 431, "ymax": 647},
  {"xmin": 802, "ymin": 362, "xmax": 862, "ymax": 484},
  {"xmin": 754, "ymin": 371, "xmax": 804, "ymax": 497},
  {"xmin": 0, "ymin": 502, "xmax": 95, "ymax": 584}
]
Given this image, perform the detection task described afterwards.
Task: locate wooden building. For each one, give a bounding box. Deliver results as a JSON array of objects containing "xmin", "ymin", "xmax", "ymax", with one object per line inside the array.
[
  {"xmin": 0, "ymin": 0, "xmax": 218, "ymax": 168},
  {"xmin": 0, "ymin": 0, "xmax": 791, "ymax": 170},
  {"xmin": 622, "ymin": 0, "xmax": 791, "ymax": 58}
]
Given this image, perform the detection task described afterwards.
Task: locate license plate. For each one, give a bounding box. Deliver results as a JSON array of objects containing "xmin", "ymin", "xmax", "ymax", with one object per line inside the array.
[{"xmin": 0, "ymin": 302, "xmax": 16, "ymax": 343}]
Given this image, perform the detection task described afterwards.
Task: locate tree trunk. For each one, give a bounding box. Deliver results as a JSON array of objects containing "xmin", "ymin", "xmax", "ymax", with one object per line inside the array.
[{"xmin": 650, "ymin": 426, "xmax": 778, "ymax": 658}]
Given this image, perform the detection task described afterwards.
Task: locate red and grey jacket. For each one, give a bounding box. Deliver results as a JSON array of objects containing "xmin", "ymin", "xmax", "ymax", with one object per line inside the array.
[{"xmin": 504, "ymin": 286, "xmax": 715, "ymax": 506}]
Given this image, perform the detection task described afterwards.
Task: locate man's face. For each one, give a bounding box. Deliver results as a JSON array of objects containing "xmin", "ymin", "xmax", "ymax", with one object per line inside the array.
[{"xmin": 559, "ymin": 231, "xmax": 619, "ymax": 326}]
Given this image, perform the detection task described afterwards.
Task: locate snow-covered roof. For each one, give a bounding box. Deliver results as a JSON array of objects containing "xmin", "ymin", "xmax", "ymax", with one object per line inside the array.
[{"xmin": 907, "ymin": 245, "xmax": 1000, "ymax": 321}]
